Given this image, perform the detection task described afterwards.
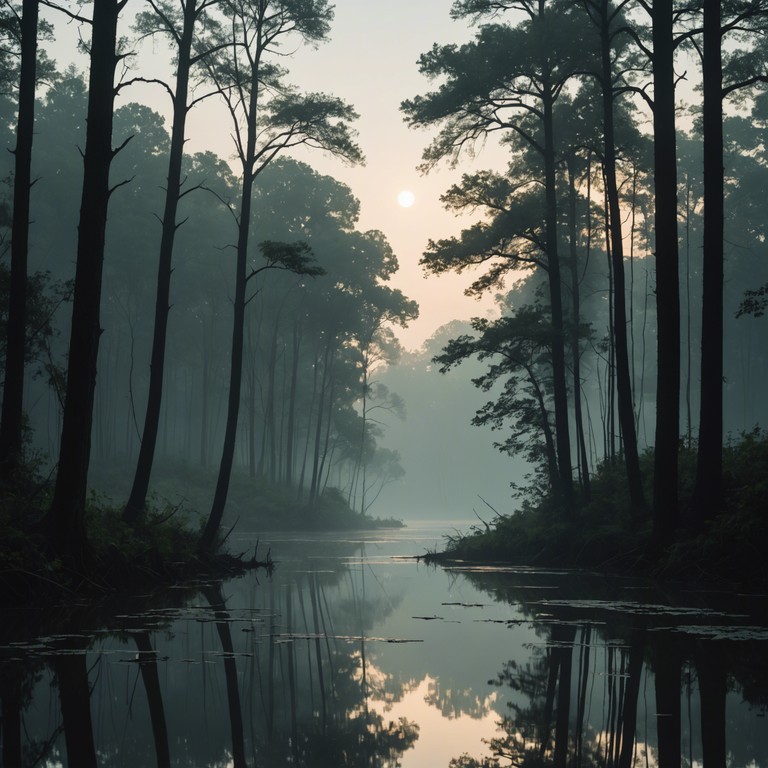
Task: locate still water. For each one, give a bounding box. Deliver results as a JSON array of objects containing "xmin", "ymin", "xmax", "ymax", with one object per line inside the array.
[{"xmin": 2, "ymin": 520, "xmax": 767, "ymax": 767}]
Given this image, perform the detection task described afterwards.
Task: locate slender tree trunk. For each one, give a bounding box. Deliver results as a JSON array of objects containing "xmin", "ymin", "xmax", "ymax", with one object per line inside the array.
[
  {"xmin": 543, "ymin": 86, "xmax": 574, "ymax": 512},
  {"xmin": 651, "ymin": 0, "xmax": 681, "ymax": 548},
  {"xmin": 246, "ymin": 313, "xmax": 257, "ymax": 478},
  {"xmin": 527, "ymin": 363, "xmax": 559, "ymax": 492},
  {"xmin": 604, "ymin": 184, "xmax": 616, "ymax": 463},
  {"xmin": 45, "ymin": 0, "xmax": 121, "ymax": 566},
  {"xmin": 199, "ymin": 160, "xmax": 254, "ymax": 551},
  {"xmin": 297, "ymin": 344, "xmax": 320, "ymax": 500},
  {"xmin": 685, "ymin": 176, "xmax": 693, "ymax": 447},
  {"xmin": 0, "ymin": 0, "xmax": 38, "ymax": 484},
  {"xmin": 124, "ymin": 3, "xmax": 197, "ymax": 523},
  {"xmin": 567, "ymin": 161, "xmax": 591, "ymax": 500},
  {"xmin": 599, "ymin": 3, "xmax": 645, "ymax": 513},
  {"xmin": 200, "ymin": 337, "xmax": 209, "ymax": 467},
  {"xmin": 309, "ymin": 338, "xmax": 333, "ymax": 506},
  {"xmin": 285, "ymin": 315, "xmax": 302, "ymax": 486},
  {"xmin": 691, "ymin": 0, "xmax": 724, "ymax": 523},
  {"xmin": 265, "ymin": 316, "xmax": 280, "ymax": 483}
]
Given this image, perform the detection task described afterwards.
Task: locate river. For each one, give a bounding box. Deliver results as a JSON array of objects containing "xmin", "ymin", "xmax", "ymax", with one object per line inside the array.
[{"xmin": 2, "ymin": 520, "xmax": 767, "ymax": 767}]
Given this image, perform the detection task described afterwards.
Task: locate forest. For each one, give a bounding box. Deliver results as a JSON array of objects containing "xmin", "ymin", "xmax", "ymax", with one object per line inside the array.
[{"xmin": 0, "ymin": 0, "xmax": 767, "ymax": 587}]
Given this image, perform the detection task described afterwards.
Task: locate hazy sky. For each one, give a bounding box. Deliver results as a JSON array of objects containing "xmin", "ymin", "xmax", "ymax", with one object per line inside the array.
[
  {"xmin": 46, "ymin": 0, "xmax": 511, "ymax": 350},
  {"xmin": 279, "ymin": 0, "xmax": 510, "ymax": 350}
]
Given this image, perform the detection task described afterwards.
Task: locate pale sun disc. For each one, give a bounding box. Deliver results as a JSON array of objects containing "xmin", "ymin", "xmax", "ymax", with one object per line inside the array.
[{"xmin": 397, "ymin": 190, "xmax": 415, "ymax": 208}]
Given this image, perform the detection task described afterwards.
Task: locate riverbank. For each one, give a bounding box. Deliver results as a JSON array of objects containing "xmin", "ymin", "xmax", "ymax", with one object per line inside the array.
[
  {"xmin": 425, "ymin": 430, "xmax": 768, "ymax": 591},
  {"xmin": 0, "ymin": 461, "xmax": 401, "ymax": 605}
]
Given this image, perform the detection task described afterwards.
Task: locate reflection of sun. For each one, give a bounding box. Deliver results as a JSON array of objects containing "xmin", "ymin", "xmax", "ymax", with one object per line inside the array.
[
  {"xmin": 369, "ymin": 673, "xmax": 500, "ymax": 767},
  {"xmin": 397, "ymin": 190, "xmax": 415, "ymax": 208}
]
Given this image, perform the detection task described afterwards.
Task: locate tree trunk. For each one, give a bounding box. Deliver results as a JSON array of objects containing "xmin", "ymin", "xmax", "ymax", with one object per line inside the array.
[
  {"xmin": 124, "ymin": 1, "xmax": 197, "ymax": 523},
  {"xmin": 691, "ymin": 0, "xmax": 724, "ymax": 523},
  {"xmin": 543, "ymin": 85, "xmax": 574, "ymax": 512},
  {"xmin": 599, "ymin": 2, "xmax": 645, "ymax": 514},
  {"xmin": 567, "ymin": 160, "xmax": 591, "ymax": 501},
  {"xmin": 199, "ymin": 161, "xmax": 253, "ymax": 552},
  {"xmin": 0, "ymin": 0, "xmax": 38, "ymax": 484},
  {"xmin": 309, "ymin": 337, "xmax": 333, "ymax": 507},
  {"xmin": 285, "ymin": 315, "xmax": 302, "ymax": 486},
  {"xmin": 45, "ymin": 0, "xmax": 121, "ymax": 567},
  {"xmin": 651, "ymin": 0, "xmax": 681, "ymax": 548}
]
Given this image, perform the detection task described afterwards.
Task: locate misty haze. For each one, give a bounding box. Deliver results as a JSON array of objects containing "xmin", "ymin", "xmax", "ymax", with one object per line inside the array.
[{"xmin": 1, "ymin": 1, "xmax": 767, "ymax": 766}]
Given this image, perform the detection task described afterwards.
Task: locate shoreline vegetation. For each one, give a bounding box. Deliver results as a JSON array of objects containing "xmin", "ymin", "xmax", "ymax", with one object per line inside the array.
[
  {"xmin": 0, "ymin": 459, "xmax": 403, "ymax": 605},
  {"xmin": 423, "ymin": 429, "xmax": 768, "ymax": 592}
]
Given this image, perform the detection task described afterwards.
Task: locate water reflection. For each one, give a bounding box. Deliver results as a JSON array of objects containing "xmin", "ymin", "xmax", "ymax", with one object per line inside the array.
[
  {"xmin": 1, "ymin": 527, "xmax": 767, "ymax": 767},
  {"xmin": 449, "ymin": 567, "xmax": 768, "ymax": 768}
]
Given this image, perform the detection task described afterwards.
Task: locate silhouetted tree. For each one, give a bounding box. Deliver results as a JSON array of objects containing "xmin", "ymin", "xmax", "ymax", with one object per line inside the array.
[
  {"xmin": 691, "ymin": 0, "xmax": 768, "ymax": 523},
  {"xmin": 44, "ymin": 0, "xmax": 128, "ymax": 567},
  {"xmin": 0, "ymin": 0, "xmax": 38, "ymax": 485},
  {"xmin": 403, "ymin": 1, "xmax": 587, "ymax": 511},
  {"xmin": 123, "ymin": 0, "xmax": 224, "ymax": 524},
  {"xmin": 196, "ymin": 0, "xmax": 361, "ymax": 552},
  {"xmin": 580, "ymin": 0, "xmax": 645, "ymax": 514}
]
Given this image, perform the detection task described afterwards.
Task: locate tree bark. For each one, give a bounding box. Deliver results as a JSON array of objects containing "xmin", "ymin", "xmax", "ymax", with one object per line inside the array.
[
  {"xmin": 45, "ymin": 0, "xmax": 122, "ymax": 566},
  {"xmin": 691, "ymin": 0, "xmax": 724, "ymax": 523},
  {"xmin": 651, "ymin": 0, "xmax": 681, "ymax": 548},
  {"xmin": 0, "ymin": 0, "xmax": 38, "ymax": 484},
  {"xmin": 199, "ymin": 157, "xmax": 253, "ymax": 551},
  {"xmin": 567, "ymin": 161, "xmax": 591, "ymax": 501},
  {"xmin": 599, "ymin": 1, "xmax": 645, "ymax": 514},
  {"xmin": 285, "ymin": 314, "xmax": 302, "ymax": 486},
  {"xmin": 543, "ymin": 84, "xmax": 575, "ymax": 512},
  {"xmin": 124, "ymin": 0, "xmax": 198, "ymax": 523}
]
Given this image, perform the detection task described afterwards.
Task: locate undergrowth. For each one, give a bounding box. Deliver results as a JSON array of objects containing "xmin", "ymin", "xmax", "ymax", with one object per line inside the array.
[{"xmin": 433, "ymin": 429, "xmax": 768, "ymax": 590}]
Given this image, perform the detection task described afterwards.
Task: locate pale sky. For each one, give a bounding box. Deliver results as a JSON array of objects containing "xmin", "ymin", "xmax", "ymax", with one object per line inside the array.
[
  {"xmin": 278, "ymin": 0, "xmax": 507, "ymax": 350},
  {"xmin": 45, "ymin": 0, "xmax": 510, "ymax": 351}
]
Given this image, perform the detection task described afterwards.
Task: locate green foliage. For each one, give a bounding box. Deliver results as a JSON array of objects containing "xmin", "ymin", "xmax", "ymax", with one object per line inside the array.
[
  {"xmin": 436, "ymin": 431, "xmax": 768, "ymax": 589},
  {"xmin": 658, "ymin": 429, "xmax": 768, "ymax": 585},
  {"xmin": 86, "ymin": 497, "xmax": 199, "ymax": 578}
]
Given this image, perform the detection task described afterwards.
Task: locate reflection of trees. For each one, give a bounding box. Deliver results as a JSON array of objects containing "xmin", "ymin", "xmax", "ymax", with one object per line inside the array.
[
  {"xmin": 131, "ymin": 631, "xmax": 170, "ymax": 768},
  {"xmin": 245, "ymin": 558, "xmax": 419, "ymax": 766},
  {"xmin": 53, "ymin": 642, "xmax": 97, "ymax": 768},
  {"xmin": 203, "ymin": 584, "xmax": 247, "ymax": 768},
  {"xmin": 423, "ymin": 677, "xmax": 496, "ymax": 720},
  {"xmin": 450, "ymin": 568, "xmax": 768, "ymax": 768},
  {"xmin": 449, "ymin": 624, "xmax": 647, "ymax": 768}
]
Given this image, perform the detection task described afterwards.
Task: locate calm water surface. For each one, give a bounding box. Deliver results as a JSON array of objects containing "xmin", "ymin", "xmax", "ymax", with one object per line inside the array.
[{"xmin": 2, "ymin": 520, "xmax": 767, "ymax": 767}]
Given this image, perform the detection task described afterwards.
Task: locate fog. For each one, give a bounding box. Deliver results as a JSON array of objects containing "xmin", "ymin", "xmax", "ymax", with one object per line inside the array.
[{"xmin": 1, "ymin": 0, "xmax": 766, "ymax": 536}]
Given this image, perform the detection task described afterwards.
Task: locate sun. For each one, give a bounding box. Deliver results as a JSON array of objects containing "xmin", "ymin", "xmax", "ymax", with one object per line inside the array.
[{"xmin": 397, "ymin": 190, "xmax": 415, "ymax": 208}]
